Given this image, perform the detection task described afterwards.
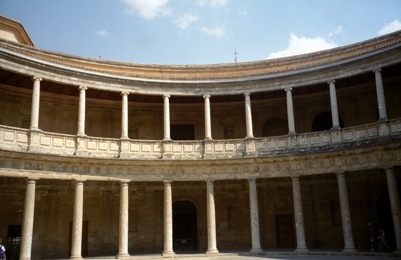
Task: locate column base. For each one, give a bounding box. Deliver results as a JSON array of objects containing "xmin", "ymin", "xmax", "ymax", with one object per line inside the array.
[
  {"xmin": 162, "ymin": 250, "xmax": 175, "ymax": 257},
  {"xmin": 116, "ymin": 253, "xmax": 130, "ymax": 259},
  {"xmin": 206, "ymin": 248, "xmax": 219, "ymax": 255},
  {"xmin": 250, "ymin": 247, "xmax": 263, "ymax": 254},
  {"xmin": 342, "ymin": 247, "xmax": 357, "ymax": 253},
  {"xmin": 294, "ymin": 248, "xmax": 309, "ymax": 253},
  {"xmin": 70, "ymin": 257, "xmax": 84, "ymax": 260}
]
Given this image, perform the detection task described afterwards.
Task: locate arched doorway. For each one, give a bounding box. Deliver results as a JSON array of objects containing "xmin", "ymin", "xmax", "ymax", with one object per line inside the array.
[
  {"xmin": 173, "ymin": 200, "xmax": 198, "ymax": 251},
  {"xmin": 376, "ymin": 191, "xmax": 396, "ymax": 250},
  {"xmin": 312, "ymin": 111, "xmax": 345, "ymax": 132},
  {"xmin": 262, "ymin": 117, "xmax": 288, "ymax": 137}
]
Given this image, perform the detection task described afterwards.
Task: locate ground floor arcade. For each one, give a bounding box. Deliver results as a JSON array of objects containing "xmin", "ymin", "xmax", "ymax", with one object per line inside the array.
[{"xmin": 0, "ymin": 167, "xmax": 400, "ymax": 259}]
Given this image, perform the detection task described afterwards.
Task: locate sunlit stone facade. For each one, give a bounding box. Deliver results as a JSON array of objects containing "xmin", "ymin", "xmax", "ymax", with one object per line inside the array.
[{"xmin": 0, "ymin": 16, "xmax": 401, "ymax": 259}]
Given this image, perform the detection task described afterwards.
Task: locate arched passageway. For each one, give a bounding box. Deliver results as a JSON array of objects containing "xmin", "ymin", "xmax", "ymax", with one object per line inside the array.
[{"xmin": 173, "ymin": 200, "xmax": 198, "ymax": 251}]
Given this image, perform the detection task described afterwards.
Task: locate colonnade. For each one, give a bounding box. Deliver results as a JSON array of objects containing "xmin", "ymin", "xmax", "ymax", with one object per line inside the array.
[
  {"xmin": 27, "ymin": 69, "xmax": 388, "ymax": 140},
  {"xmin": 16, "ymin": 167, "xmax": 401, "ymax": 259}
]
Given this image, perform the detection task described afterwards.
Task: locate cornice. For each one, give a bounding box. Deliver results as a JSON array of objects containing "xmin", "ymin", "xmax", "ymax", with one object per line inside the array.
[{"xmin": 0, "ymin": 30, "xmax": 400, "ymax": 82}]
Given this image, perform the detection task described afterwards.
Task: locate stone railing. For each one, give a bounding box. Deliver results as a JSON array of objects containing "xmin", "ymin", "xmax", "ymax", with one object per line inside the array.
[{"xmin": 1, "ymin": 119, "xmax": 400, "ymax": 160}]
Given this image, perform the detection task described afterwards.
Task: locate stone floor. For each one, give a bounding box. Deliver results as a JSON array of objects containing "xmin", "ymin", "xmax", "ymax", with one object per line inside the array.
[{"xmin": 55, "ymin": 250, "xmax": 401, "ymax": 260}]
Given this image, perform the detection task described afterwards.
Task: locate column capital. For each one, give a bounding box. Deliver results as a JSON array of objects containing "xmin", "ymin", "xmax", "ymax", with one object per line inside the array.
[
  {"xmin": 121, "ymin": 91, "xmax": 129, "ymax": 96},
  {"xmin": 32, "ymin": 76, "xmax": 42, "ymax": 82},
  {"xmin": 291, "ymin": 174, "xmax": 301, "ymax": 179},
  {"xmin": 78, "ymin": 85, "xmax": 88, "ymax": 91},
  {"xmin": 244, "ymin": 92, "xmax": 251, "ymax": 97},
  {"xmin": 327, "ymin": 79, "xmax": 336, "ymax": 85},
  {"xmin": 373, "ymin": 68, "xmax": 382, "ymax": 73},
  {"xmin": 205, "ymin": 179, "xmax": 215, "ymax": 183},
  {"xmin": 163, "ymin": 180, "xmax": 173, "ymax": 184},
  {"xmin": 74, "ymin": 178, "xmax": 86, "ymax": 183},
  {"xmin": 335, "ymin": 171, "xmax": 346, "ymax": 176},
  {"xmin": 163, "ymin": 94, "xmax": 171, "ymax": 99},
  {"xmin": 120, "ymin": 180, "xmax": 131, "ymax": 184},
  {"xmin": 203, "ymin": 94, "xmax": 211, "ymax": 99},
  {"xmin": 284, "ymin": 87, "xmax": 292, "ymax": 92},
  {"xmin": 248, "ymin": 177, "xmax": 257, "ymax": 182}
]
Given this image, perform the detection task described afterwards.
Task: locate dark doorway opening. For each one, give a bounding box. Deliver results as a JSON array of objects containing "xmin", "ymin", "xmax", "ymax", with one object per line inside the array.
[
  {"xmin": 171, "ymin": 124, "xmax": 195, "ymax": 140},
  {"xmin": 312, "ymin": 111, "xmax": 345, "ymax": 132},
  {"xmin": 275, "ymin": 214, "xmax": 295, "ymax": 249},
  {"xmin": 173, "ymin": 200, "xmax": 197, "ymax": 251},
  {"xmin": 376, "ymin": 192, "xmax": 396, "ymax": 250}
]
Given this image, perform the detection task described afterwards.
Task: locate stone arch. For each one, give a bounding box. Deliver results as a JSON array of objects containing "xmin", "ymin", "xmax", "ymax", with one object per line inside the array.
[
  {"xmin": 312, "ymin": 111, "xmax": 344, "ymax": 132},
  {"xmin": 262, "ymin": 117, "xmax": 288, "ymax": 137}
]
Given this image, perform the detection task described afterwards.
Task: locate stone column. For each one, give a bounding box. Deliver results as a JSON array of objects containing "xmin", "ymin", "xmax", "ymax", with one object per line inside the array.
[
  {"xmin": 328, "ymin": 80, "xmax": 340, "ymax": 129},
  {"xmin": 285, "ymin": 87, "xmax": 296, "ymax": 135},
  {"xmin": 121, "ymin": 92, "xmax": 129, "ymax": 139},
  {"xmin": 30, "ymin": 77, "xmax": 42, "ymax": 131},
  {"xmin": 374, "ymin": 69, "xmax": 388, "ymax": 121},
  {"xmin": 117, "ymin": 181, "xmax": 130, "ymax": 259},
  {"xmin": 385, "ymin": 168, "xmax": 401, "ymax": 253},
  {"xmin": 77, "ymin": 86, "xmax": 87, "ymax": 136},
  {"xmin": 162, "ymin": 181, "xmax": 175, "ymax": 256},
  {"xmin": 336, "ymin": 172, "xmax": 356, "ymax": 252},
  {"xmin": 244, "ymin": 93, "xmax": 254, "ymax": 138},
  {"xmin": 292, "ymin": 176, "xmax": 308, "ymax": 252},
  {"xmin": 248, "ymin": 178, "xmax": 262, "ymax": 253},
  {"xmin": 206, "ymin": 180, "xmax": 219, "ymax": 254},
  {"xmin": 163, "ymin": 95, "xmax": 171, "ymax": 140},
  {"xmin": 204, "ymin": 94, "xmax": 212, "ymax": 140},
  {"xmin": 20, "ymin": 179, "xmax": 37, "ymax": 260},
  {"xmin": 71, "ymin": 180, "xmax": 85, "ymax": 260}
]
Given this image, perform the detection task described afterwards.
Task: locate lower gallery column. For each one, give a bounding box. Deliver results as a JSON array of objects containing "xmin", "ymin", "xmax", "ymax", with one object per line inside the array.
[
  {"xmin": 336, "ymin": 172, "xmax": 356, "ymax": 252},
  {"xmin": 117, "ymin": 181, "xmax": 130, "ymax": 259},
  {"xmin": 20, "ymin": 178, "xmax": 37, "ymax": 260},
  {"xmin": 385, "ymin": 168, "xmax": 401, "ymax": 253},
  {"xmin": 248, "ymin": 178, "xmax": 262, "ymax": 253},
  {"xmin": 162, "ymin": 181, "xmax": 175, "ymax": 256},
  {"xmin": 71, "ymin": 180, "xmax": 85, "ymax": 260},
  {"xmin": 206, "ymin": 180, "xmax": 219, "ymax": 254},
  {"xmin": 292, "ymin": 176, "xmax": 308, "ymax": 252}
]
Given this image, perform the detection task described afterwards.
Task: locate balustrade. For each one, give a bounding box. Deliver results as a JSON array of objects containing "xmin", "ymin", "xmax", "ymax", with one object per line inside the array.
[{"xmin": 0, "ymin": 119, "xmax": 400, "ymax": 159}]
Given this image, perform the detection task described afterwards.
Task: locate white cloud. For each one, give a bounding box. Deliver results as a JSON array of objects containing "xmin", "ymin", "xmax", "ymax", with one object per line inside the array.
[
  {"xmin": 96, "ymin": 30, "xmax": 109, "ymax": 37},
  {"xmin": 200, "ymin": 26, "xmax": 226, "ymax": 37},
  {"xmin": 197, "ymin": 0, "xmax": 229, "ymax": 8},
  {"xmin": 267, "ymin": 33, "xmax": 338, "ymax": 59},
  {"xmin": 378, "ymin": 19, "xmax": 401, "ymax": 35},
  {"xmin": 121, "ymin": 0, "xmax": 171, "ymax": 19},
  {"xmin": 174, "ymin": 14, "xmax": 198, "ymax": 29},
  {"xmin": 328, "ymin": 26, "xmax": 343, "ymax": 37}
]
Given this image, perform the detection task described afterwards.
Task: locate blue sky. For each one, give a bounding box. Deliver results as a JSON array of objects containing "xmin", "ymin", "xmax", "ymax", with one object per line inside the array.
[{"xmin": 1, "ymin": 0, "xmax": 401, "ymax": 64}]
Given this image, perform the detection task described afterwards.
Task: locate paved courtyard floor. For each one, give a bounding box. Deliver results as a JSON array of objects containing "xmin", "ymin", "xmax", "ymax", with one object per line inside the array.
[{"xmin": 56, "ymin": 250, "xmax": 401, "ymax": 260}]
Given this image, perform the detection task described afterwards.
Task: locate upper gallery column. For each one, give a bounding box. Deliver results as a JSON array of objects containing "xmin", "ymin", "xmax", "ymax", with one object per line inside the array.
[
  {"xmin": 20, "ymin": 178, "xmax": 37, "ymax": 260},
  {"xmin": 162, "ymin": 180, "xmax": 175, "ymax": 256},
  {"xmin": 373, "ymin": 68, "xmax": 388, "ymax": 121},
  {"xmin": 285, "ymin": 87, "xmax": 296, "ymax": 135},
  {"xmin": 385, "ymin": 168, "xmax": 401, "ymax": 253},
  {"xmin": 336, "ymin": 172, "xmax": 356, "ymax": 252},
  {"xmin": 292, "ymin": 176, "xmax": 308, "ymax": 252},
  {"xmin": 248, "ymin": 178, "xmax": 262, "ymax": 253},
  {"xmin": 204, "ymin": 94, "xmax": 212, "ymax": 140},
  {"xmin": 121, "ymin": 92, "xmax": 129, "ymax": 139},
  {"xmin": 328, "ymin": 80, "xmax": 340, "ymax": 129},
  {"xmin": 30, "ymin": 77, "xmax": 42, "ymax": 131},
  {"xmin": 163, "ymin": 94, "xmax": 171, "ymax": 140},
  {"xmin": 77, "ymin": 86, "xmax": 87, "ymax": 136},
  {"xmin": 244, "ymin": 93, "xmax": 254, "ymax": 138},
  {"xmin": 71, "ymin": 180, "xmax": 85, "ymax": 260},
  {"xmin": 206, "ymin": 180, "xmax": 219, "ymax": 254},
  {"xmin": 117, "ymin": 181, "xmax": 130, "ymax": 259}
]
